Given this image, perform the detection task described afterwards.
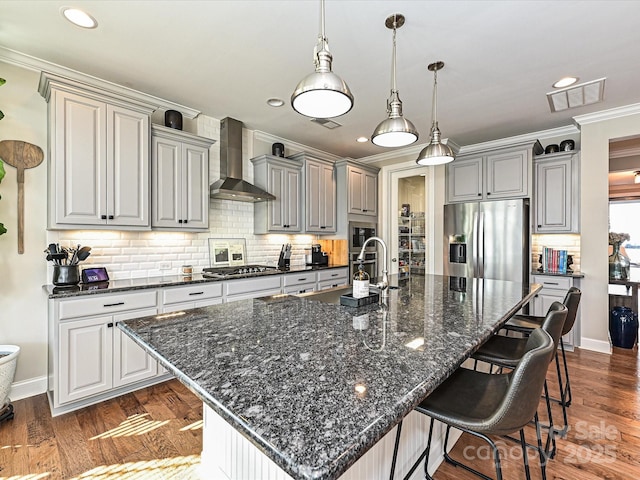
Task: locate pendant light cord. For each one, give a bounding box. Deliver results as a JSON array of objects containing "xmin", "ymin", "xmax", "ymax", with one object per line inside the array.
[
  {"xmin": 391, "ymin": 17, "xmax": 397, "ymax": 93},
  {"xmin": 432, "ymin": 68, "xmax": 438, "ymax": 128}
]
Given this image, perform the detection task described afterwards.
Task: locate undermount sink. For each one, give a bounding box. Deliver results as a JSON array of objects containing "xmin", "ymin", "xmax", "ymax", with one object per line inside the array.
[{"xmin": 297, "ymin": 285, "xmax": 399, "ymax": 305}]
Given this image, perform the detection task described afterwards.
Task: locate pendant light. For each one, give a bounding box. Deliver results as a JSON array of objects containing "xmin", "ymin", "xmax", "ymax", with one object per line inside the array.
[
  {"xmin": 291, "ymin": 0, "xmax": 354, "ymax": 119},
  {"xmin": 371, "ymin": 14, "xmax": 418, "ymax": 148},
  {"xmin": 416, "ymin": 61, "xmax": 455, "ymax": 165}
]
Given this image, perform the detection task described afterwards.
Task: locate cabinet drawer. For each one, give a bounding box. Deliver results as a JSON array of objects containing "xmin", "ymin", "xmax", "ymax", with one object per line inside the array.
[
  {"xmin": 317, "ymin": 268, "xmax": 349, "ymax": 282},
  {"xmin": 532, "ymin": 275, "xmax": 572, "ymax": 291},
  {"xmin": 58, "ymin": 291, "xmax": 158, "ymax": 320},
  {"xmin": 225, "ymin": 276, "xmax": 282, "ymax": 296},
  {"xmin": 162, "ymin": 283, "xmax": 223, "ymax": 305},
  {"xmin": 282, "ymin": 272, "xmax": 317, "ymax": 286}
]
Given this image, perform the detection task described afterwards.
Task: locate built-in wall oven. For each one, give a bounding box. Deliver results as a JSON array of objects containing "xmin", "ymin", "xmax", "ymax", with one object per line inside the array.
[{"xmin": 349, "ymin": 222, "xmax": 378, "ymax": 281}]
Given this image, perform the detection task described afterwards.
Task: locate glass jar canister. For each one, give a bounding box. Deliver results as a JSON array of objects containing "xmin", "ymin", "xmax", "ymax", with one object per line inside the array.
[{"xmin": 609, "ymin": 242, "xmax": 630, "ymax": 280}]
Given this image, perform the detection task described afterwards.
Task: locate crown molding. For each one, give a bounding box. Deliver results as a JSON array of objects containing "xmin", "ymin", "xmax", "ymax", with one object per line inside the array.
[
  {"xmin": 0, "ymin": 46, "xmax": 201, "ymax": 119},
  {"xmin": 609, "ymin": 146, "xmax": 640, "ymax": 159},
  {"xmin": 253, "ymin": 130, "xmax": 341, "ymax": 162},
  {"xmin": 574, "ymin": 103, "xmax": 640, "ymax": 125}
]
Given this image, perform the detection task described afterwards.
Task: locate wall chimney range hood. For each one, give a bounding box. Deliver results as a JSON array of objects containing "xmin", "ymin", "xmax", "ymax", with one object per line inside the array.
[{"xmin": 209, "ymin": 117, "xmax": 275, "ymax": 202}]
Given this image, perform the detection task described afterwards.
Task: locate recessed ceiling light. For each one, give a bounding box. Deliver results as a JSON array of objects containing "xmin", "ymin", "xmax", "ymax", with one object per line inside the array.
[
  {"xmin": 553, "ymin": 77, "xmax": 579, "ymax": 89},
  {"xmin": 61, "ymin": 7, "xmax": 98, "ymax": 28},
  {"xmin": 356, "ymin": 137, "xmax": 369, "ymax": 143},
  {"xmin": 267, "ymin": 98, "xmax": 285, "ymax": 107}
]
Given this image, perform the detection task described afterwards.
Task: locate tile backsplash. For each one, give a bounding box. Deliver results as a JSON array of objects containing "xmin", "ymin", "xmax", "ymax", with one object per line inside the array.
[
  {"xmin": 531, "ymin": 234, "xmax": 581, "ymax": 273},
  {"xmin": 47, "ymin": 201, "xmax": 318, "ymax": 280}
]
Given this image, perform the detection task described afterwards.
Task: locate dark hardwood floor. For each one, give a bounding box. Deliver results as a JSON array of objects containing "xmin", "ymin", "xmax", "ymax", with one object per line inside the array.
[{"xmin": 1, "ymin": 346, "xmax": 638, "ymax": 479}]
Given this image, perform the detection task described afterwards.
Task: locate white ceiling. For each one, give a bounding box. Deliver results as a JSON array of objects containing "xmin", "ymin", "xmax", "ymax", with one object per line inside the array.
[{"xmin": 2, "ymin": 1, "xmax": 640, "ymax": 159}]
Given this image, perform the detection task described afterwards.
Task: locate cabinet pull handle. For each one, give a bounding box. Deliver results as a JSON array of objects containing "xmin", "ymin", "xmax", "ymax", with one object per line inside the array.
[
  {"xmin": 331, "ymin": 273, "xmax": 338, "ymax": 277},
  {"xmin": 107, "ymin": 322, "xmax": 114, "ymax": 328},
  {"xmin": 101, "ymin": 215, "xmax": 107, "ymax": 220},
  {"xmin": 487, "ymin": 192, "xmax": 491, "ymax": 195},
  {"xmin": 189, "ymin": 291, "xmax": 204, "ymax": 296},
  {"xmin": 538, "ymin": 225, "xmax": 542, "ymax": 228},
  {"xmin": 363, "ymin": 209, "xmax": 368, "ymax": 212},
  {"xmin": 543, "ymin": 282, "xmax": 559, "ymax": 285},
  {"xmin": 320, "ymin": 226, "xmax": 326, "ymax": 229},
  {"xmin": 108, "ymin": 215, "xmax": 114, "ymax": 220},
  {"xmin": 298, "ymin": 278, "xmax": 308, "ymax": 282},
  {"xmin": 178, "ymin": 219, "xmax": 183, "ymax": 224},
  {"xmin": 478, "ymin": 193, "xmax": 482, "ymax": 196},
  {"xmin": 103, "ymin": 302, "xmax": 125, "ymax": 307},
  {"xmin": 184, "ymin": 219, "xmax": 188, "ymax": 224}
]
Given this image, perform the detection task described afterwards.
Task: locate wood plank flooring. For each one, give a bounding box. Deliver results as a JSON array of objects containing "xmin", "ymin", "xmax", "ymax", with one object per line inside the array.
[{"xmin": 0, "ymin": 346, "xmax": 639, "ymax": 479}]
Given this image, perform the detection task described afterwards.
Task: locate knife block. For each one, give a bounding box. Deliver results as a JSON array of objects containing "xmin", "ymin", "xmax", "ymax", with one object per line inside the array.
[{"xmin": 277, "ymin": 253, "xmax": 290, "ymax": 270}]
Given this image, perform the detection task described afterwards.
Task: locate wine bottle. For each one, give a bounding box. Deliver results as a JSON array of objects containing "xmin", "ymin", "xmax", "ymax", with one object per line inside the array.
[{"xmin": 352, "ymin": 263, "xmax": 370, "ymax": 299}]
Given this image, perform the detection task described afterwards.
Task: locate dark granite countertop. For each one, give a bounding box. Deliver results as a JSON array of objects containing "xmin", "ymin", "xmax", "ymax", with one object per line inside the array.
[
  {"xmin": 44, "ymin": 264, "xmax": 350, "ymax": 299},
  {"xmin": 119, "ymin": 274, "xmax": 541, "ymax": 480},
  {"xmin": 531, "ymin": 270, "xmax": 584, "ymax": 278}
]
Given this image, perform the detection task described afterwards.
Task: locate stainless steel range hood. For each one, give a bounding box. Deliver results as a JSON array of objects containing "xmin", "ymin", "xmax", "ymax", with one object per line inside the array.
[{"xmin": 209, "ymin": 117, "xmax": 275, "ymax": 202}]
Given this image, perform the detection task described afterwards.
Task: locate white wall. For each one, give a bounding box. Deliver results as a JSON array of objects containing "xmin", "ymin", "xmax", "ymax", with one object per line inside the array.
[
  {"xmin": 0, "ymin": 62, "xmax": 49, "ymax": 392},
  {"xmin": 576, "ymin": 108, "xmax": 640, "ymax": 352}
]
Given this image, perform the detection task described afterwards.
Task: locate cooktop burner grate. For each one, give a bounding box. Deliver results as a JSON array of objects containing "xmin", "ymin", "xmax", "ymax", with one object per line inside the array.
[{"xmin": 202, "ymin": 265, "xmax": 278, "ymax": 278}]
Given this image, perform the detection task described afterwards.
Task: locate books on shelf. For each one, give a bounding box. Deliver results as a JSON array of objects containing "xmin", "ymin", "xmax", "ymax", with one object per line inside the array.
[{"xmin": 542, "ymin": 247, "xmax": 569, "ymax": 274}]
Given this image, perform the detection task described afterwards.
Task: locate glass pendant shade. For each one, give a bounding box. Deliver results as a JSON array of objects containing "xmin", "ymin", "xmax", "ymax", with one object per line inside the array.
[
  {"xmin": 371, "ymin": 14, "xmax": 418, "ymax": 148},
  {"xmin": 291, "ymin": 0, "xmax": 353, "ymax": 119},
  {"xmin": 416, "ymin": 61, "xmax": 454, "ymax": 166}
]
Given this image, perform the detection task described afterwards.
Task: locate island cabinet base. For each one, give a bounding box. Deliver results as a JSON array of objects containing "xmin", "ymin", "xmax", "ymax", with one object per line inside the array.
[{"xmin": 201, "ymin": 403, "xmax": 461, "ymax": 480}]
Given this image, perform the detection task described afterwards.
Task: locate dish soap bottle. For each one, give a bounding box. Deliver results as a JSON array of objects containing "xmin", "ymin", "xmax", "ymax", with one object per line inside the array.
[{"xmin": 352, "ymin": 262, "xmax": 370, "ymax": 299}]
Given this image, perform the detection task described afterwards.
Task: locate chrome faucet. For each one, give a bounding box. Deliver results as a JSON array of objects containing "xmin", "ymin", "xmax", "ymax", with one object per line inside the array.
[{"xmin": 357, "ymin": 236, "xmax": 388, "ymax": 299}]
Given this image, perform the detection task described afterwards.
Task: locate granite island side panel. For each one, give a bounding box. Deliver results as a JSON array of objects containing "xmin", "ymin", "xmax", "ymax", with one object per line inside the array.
[{"xmin": 118, "ymin": 274, "xmax": 541, "ymax": 480}]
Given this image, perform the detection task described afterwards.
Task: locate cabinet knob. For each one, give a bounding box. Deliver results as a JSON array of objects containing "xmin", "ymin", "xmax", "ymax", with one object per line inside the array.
[
  {"xmin": 101, "ymin": 215, "xmax": 107, "ymax": 220},
  {"xmin": 178, "ymin": 219, "xmax": 183, "ymax": 224},
  {"xmin": 487, "ymin": 192, "xmax": 491, "ymax": 196},
  {"xmin": 478, "ymin": 193, "xmax": 482, "ymax": 196},
  {"xmin": 108, "ymin": 215, "xmax": 114, "ymax": 220},
  {"xmin": 183, "ymin": 219, "xmax": 188, "ymax": 224},
  {"xmin": 363, "ymin": 209, "xmax": 368, "ymax": 212},
  {"xmin": 107, "ymin": 322, "xmax": 114, "ymax": 328},
  {"xmin": 537, "ymin": 225, "xmax": 542, "ymax": 228}
]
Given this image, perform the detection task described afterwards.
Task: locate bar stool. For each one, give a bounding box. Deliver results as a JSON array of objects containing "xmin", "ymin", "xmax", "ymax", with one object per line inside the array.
[
  {"xmin": 504, "ymin": 287, "xmax": 581, "ymax": 410},
  {"xmin": 472, "ymin": 301, "xmax": 568, "ymax": 457},
  {"xmin": 390, "ymin": 328, "xmax": 556, "ymax": 480}
]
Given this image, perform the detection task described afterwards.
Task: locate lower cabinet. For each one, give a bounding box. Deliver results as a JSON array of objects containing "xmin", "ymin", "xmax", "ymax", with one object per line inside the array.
[
  {"xmin": 161, "ymin": 282, "xmax": 224, "ymax": 313},
  {"xmin": 317, "ymin": 267, "xmax": 349, "ymax": 290},
  {"xmin": 51, "ymin": 291, "xmax": 166, "ymax": 414},
  {"xmin": 225, "ymin": 275, "xmax": 283, "ymax": 302},
  {"xmin": 531, "ymin": 274, "xmax": 580, "ymax": 348}
]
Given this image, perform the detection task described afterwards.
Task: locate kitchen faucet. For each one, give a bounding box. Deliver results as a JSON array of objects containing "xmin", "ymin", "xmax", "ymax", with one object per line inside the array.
[{"xmin": 357, "ymin": 236, "xmax": 389, "ymax": 299}]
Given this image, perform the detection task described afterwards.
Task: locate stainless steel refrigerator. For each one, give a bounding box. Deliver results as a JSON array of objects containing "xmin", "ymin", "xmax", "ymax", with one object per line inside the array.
[{"xmin": 443, "ymin": 199, "xmax": 530, "ymax": 284}]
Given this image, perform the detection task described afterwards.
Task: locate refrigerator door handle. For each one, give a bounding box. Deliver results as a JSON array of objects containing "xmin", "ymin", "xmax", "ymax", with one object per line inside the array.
[
  {"xmin": 478, "ymin": 211, "xmax": 485, "ymax": 277},
  {"xmin": 472, "ymin": 211, "xmax": 479, "ymax": 277}
]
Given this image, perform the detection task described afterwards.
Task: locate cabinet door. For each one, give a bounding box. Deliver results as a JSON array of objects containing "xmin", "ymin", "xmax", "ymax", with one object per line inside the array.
[
  {"xmin": 113, "ymin": 308, "xmax": 158, "ymax": 387},
  {"xmin": 284, "ymin": 167, "xmax": 301, "ymax": 231},
  {"xmin": 347, "ymin": 166, "xmax": 364, "ymax": 214},
  {"xmin": 152, "ymin": 136, "xmax": 182, "ymax": 228},
  {"xmin": 59, "ymin": 316, "xmax": 113, "ymax": 404},
  {"xmin": 107, "ymin": 104, "xmax": 150, "ymax": 227},
  {"xmin": 321, "ymin": 163, "xmax": 337, "ymax": 231},
  {"xmin": 182, "ymin": 143, "xmax": 209, "ymax": 229},
  {"xmin": 53, "ymin": 91, "xmax": 107, "ymax": 225},
  {"xmin": 485, "ymin": 149, "xmax": 529, "ymax": 199},
  {"xmin": 446, "ymin": 156, "xmax": 483, "ymax": 203},
  {"xmin": 267, "ymin": 163, "xmax": 286, "ymax": 230},
  {"xmin": 535, "ymin": 158, "xmax": 573, "ymax": 233},
  {"xmin": 363, "ymin": 171, "xmax": 378, "ymax": 216}
]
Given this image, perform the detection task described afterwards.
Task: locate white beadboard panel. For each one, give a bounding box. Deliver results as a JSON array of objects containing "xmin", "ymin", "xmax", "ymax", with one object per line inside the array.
[{"xmin": 201, "ymin": 404, "xmax": 461, "ymax": 480}]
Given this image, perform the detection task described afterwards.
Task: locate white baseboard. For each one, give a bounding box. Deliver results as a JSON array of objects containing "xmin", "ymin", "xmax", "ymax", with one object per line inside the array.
[
  {"xmin": 10, "ymin": 375, "xmax": 47, "ymax": 401},
  {"xmin": 579, "ymin": 337, "xmax": 612, "ymax": 354}
]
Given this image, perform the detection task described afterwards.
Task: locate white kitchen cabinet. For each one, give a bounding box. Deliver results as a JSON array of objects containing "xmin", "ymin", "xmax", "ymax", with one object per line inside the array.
[
  {"xmin": 252, "ymin": 155, "xmax": 302, "ymax": 233},
  {"xmin": 160, "ymin": 282, "xmax": 224, "ymax": 313},
  {"xmin": 151, "ymin": 125, "xmax": 214, "ymax": 231},
  {"xmin": 446, "ymin": 146, "xmax": 531, "ymax": 203},
  {"xmin": 49, "ymin": 290, "xmax": 167, "ymax": 415},
  {"xmin": 40, "ymin": 74, "xmax": 154, "ymax": 229},
  {"xmin": 533, "ymin": 151, "xmax": 580, "ymax": 233},
  {"xmin": 346, "ymin": 164, "xmax": 378, "ymax": 216},
  {"xmin": 317, "ymin": 267, "xmax": 349, "ymax": 290},
  {"xmin": 282, "ymin": 272, "xmax": 317, "ymax": 295},
  {"xmin": 291, "ymin": 153, "xmax": 336, "ymax": 234},
  {"xmin": 225, "ymin": 275, "xmax": 283, "ymax": 302},
  {"xmin": 531, "ymin": 274, "xmax": 580, "ymax": 348}
]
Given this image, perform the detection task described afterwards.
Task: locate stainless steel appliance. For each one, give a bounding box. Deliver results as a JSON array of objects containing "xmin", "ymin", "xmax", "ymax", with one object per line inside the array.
[
  {"xmin": 349, "ymin": 222, "xmax": 378, "ymax": 280},
  {"xmin": 202, "ymin": 265, "xmax": 278, "ymax": 278},
  {"xmin": 444, "ymin": 199, "xmax": 529, "ymax": 284}
]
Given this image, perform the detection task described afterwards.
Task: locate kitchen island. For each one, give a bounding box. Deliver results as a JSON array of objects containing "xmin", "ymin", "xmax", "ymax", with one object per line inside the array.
[{"xmin": 119, "ymin": 274, "xmax": 540, "ymax": 480}]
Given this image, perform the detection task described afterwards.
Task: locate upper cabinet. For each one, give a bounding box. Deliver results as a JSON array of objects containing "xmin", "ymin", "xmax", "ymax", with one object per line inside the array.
[
  {"xmin": 252, "ymin": 155, "xmax": 303, "ymax": 233},
  {"xmin": 533, "ymin": 151, "xmax": 580, "ymax": 233},
  {"xmin": 335, "ymin": 159, "xmax": 379, "ymax": 220},
  {"xmin": 446, "ymin": 146, "xmax": 531, "ymax": 203},
  {"xmin": 290, "ymin": 153, "xmax": 336, "ymax": 234},
  {"xmin": 40, "ymin": 73, "xmax": 156, "ymax": 230},
  {"xmin": 151, "ymin": 125, "xmax": 214, "ymax": 231}
]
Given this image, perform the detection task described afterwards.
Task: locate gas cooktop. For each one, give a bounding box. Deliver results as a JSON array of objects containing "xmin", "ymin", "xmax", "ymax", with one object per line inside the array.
[{"xmin": 202, "ymin": 265, "xmax": 278, "ymax": 278}]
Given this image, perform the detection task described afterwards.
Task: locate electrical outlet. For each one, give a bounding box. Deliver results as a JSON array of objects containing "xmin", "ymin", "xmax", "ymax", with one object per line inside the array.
[{"xmin": 159, "ymin": 262, "xmax": 171, "ymax": 271}]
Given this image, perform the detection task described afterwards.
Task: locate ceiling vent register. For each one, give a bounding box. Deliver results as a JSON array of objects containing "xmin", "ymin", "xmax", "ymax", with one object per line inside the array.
[{"xmin": 547, "ymin": 77, "xmax": 606, "ymax": 112}]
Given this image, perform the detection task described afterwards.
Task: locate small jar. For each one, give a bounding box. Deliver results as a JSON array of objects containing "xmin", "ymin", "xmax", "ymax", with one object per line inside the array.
[{"xmin": 181, "ymin": 265, "xmax": 193, "ymax": 275}]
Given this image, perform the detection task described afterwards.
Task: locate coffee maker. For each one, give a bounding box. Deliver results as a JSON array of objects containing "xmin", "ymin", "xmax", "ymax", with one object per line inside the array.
[{"xmin": 306, "ymin": 244, "xmax": 329, "ymax": 266}]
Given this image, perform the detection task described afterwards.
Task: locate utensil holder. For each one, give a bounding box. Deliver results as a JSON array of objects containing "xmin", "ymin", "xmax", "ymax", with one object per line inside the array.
[{"xmin": 53, "ymin": 265, "xmax": 80, "ymax": 286}]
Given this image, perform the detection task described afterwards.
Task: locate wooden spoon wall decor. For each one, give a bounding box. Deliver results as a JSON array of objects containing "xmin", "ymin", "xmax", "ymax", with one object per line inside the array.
[{"xmin": 0, "ymin": 140, "xmax": 44, "ymax": 254}]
